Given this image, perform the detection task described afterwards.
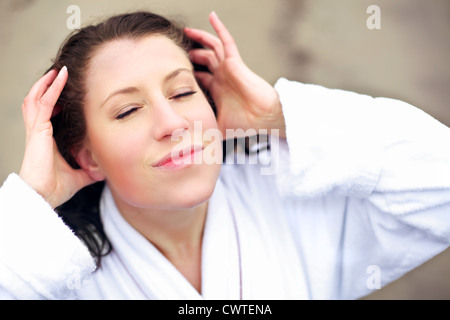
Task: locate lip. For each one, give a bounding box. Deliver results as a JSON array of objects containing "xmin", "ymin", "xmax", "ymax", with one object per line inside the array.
[{"xmin": 152, "ymin": 145, "xmax": 204, "ymax": 170}]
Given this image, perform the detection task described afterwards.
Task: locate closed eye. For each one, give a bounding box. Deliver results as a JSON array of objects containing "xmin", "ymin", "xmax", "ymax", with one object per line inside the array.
[
  {"xmin": 171, "ymin": 91, "xmax": 197, "ymax": 101},
  {"xmin": 115, "ymin": 106, "xmax": 140, "ymax": 120}
]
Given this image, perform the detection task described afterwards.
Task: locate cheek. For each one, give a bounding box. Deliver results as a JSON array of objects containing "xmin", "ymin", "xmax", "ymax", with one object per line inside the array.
[
  {"xmin": 88, "ymin": 123, "xmax": 151, "ymax": 185},
  {"xmin": 186, "ymin": 98, "xmax": 219, "ymax": 133},
  {"xmin": 90, "ymin": 127, "xmax": 160, "ymax": 208},
  {"xmin": 182, "ymin": 99, "xmax": 222, "ymax": 166}
]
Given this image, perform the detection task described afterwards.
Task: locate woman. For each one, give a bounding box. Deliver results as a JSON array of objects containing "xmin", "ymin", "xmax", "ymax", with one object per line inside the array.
[{"xmin": 0, "ymin": 10, "xmax": 449, "ymax": 299}]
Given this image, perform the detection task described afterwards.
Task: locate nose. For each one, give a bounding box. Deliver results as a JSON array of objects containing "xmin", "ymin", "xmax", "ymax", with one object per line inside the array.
[{"xmin": 152, "ymin": 99, "xmax": 190, "ymax": 141}]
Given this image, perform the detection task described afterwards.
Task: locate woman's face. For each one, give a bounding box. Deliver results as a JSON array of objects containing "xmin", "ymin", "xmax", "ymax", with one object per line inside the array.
[{"xmin": 79, "ymin": 35, "xmax": 222, "ymax": 210}]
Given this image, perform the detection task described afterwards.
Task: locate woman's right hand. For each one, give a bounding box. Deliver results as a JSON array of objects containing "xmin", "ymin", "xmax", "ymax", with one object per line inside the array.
[{"xmin": 19, "ymin": 67, "xmax": 96, "ymax": 209}]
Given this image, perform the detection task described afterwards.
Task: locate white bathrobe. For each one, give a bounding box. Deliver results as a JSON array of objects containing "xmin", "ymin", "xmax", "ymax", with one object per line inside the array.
[{"xmin": 1, "ymin": 78, "xmax": 450, "ymax": 300}]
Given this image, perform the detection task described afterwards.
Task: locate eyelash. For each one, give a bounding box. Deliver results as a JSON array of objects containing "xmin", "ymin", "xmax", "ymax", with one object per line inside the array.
[
  {"xmin": 115, "ymin": 106, "xmax": 140, "ymax": 120},
  {"xmin": 115, "ymin": 92, "xmax": 197, "ymax": 120},
  {"xmin": 171, "ymin": 91, "xmax": 197, "ymax": 101}
]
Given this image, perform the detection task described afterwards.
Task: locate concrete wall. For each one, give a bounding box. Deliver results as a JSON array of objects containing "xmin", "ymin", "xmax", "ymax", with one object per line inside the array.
[{"xmin": 1, "ymin": 0, "xmax": 449, "ymax": 299}]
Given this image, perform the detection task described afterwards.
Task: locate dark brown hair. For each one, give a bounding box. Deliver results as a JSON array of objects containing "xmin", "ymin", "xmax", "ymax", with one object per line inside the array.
[{"xmin": 49, "ymin": 11, "xmax": 197, "ymax": 266}]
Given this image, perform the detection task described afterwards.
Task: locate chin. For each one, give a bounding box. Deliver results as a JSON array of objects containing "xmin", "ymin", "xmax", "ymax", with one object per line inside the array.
[{"xmin": 171, "ymin": 174, "xmax": 219, "ymax": 209}]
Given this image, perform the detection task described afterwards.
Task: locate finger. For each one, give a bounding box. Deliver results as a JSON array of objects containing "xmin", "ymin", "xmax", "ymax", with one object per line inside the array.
[
  {"xmin": 184, "ymin": 27, "xmax": 224, "ymax": 61},
  {"xmin": 189, "ymin": 49, "xmax": 220, "ymax": 72},
  {"xmin": 40, "ymin": 66, "xmax": 68, "ymax": 108},
  {"xmin": 38, "ymin": 67, "xmax": 68, "ymax": 122},
  {"xmin": 209, "ymin": 11, "xmax": 240, "ymax": 59},
  {"xmin": 22, "ymin": 69, "xmax": 59, "ymax": 128},
  {"xmin": 195, "ymin": 71, "xmax": 214, "ymax": 92},
  {"xmin": 26, "ymin": 69, "xmax": 59, "ymax": 102}
]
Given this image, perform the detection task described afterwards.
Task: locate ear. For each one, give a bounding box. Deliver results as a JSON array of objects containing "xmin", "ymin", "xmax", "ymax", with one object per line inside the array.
[{"xmin": 75, "ymin": 146, "xmax": 106, "ymax": 182}]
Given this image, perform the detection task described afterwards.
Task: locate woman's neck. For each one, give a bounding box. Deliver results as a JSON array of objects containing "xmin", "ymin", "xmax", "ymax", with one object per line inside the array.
[{"xmin": 112, "ymin": 194, "xmax": 208, "ymax": 293}]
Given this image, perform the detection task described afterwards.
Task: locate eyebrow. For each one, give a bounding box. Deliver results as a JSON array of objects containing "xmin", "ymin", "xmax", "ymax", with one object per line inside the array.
[
  {"xmin": 164, "ymin": 67, "xmax": 193, "ymax": 82},
  {"xmin": 100, "ymin": 68, "xmax": 194, "ymax": 108}
]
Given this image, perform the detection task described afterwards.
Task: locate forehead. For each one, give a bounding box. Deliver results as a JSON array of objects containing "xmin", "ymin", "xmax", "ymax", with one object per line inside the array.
[{"xmin": 85, "ymin": 35, "xmax": 191, "ymax": 90}]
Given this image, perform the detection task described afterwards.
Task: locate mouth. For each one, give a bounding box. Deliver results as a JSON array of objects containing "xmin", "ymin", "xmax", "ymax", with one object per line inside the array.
[{"xmin": 152, "ymin": 145, "xmax": 204, "ymax": 170}]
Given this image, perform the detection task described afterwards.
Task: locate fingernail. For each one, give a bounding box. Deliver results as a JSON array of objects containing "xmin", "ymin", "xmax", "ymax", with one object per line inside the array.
[{"xmin": 56, "ymin": 66, "xmax": 68, "ymax": 78}]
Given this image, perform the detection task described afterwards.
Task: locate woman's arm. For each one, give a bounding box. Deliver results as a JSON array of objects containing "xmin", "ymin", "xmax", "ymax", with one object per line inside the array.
[
  {"xmin": 276, "ymin": 79, "xmax": 450, "ymax": 298},
  {"xmin": 270, "ymin": 78, "xmax": 450, "ymax": 298},
  {"xmin": 187, "ymin": 12, "xmax": 450, "ymax": 207},
  {"xmin": 187, "ymin": 11, "xmax": 450, "ymax": 236},
  {"xmin": 0, "ymin": 67, "xmax": 98, "ymax": 299}
]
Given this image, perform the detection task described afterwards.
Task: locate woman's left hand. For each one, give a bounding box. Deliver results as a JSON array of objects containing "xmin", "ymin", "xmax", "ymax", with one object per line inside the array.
[{"xmin": 185, "ymin": 12, "xmax": 286, "ymax": 138}]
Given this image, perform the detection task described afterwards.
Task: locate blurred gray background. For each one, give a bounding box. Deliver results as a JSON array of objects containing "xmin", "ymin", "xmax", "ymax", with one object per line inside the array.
[{"xmin": 1, "ymin": 0, "xmax": 449, "ymax": 299}]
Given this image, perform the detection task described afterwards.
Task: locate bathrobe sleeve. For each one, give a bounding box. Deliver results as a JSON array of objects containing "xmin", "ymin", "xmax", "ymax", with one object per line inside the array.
[
  {"xmin": 273, "ymin": 78, "xmax": 450, "ymax": 298},
  {"xmin": 0, "ymin": 173, "xmax": 95, "ymax": 299}
]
